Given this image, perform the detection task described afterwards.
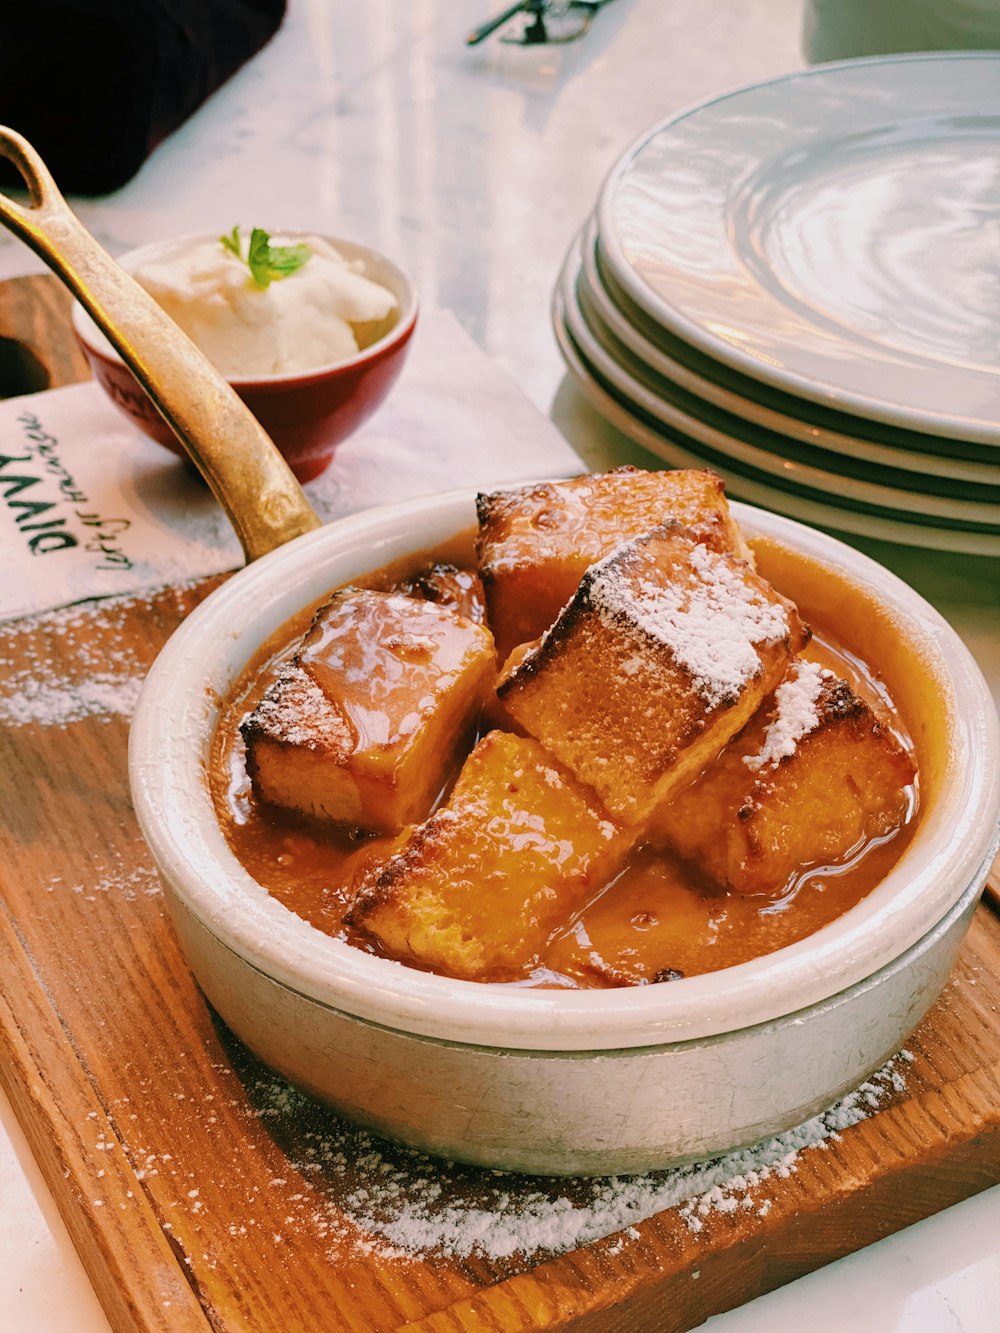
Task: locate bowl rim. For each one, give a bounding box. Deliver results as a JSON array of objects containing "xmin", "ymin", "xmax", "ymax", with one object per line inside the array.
[
  {"xmin": 169, "ymin": 856, "xmax": 991, "ymax": 1058},
  {"xmin": 128, "ymin": 488, "xmax": 1000, "ymax": 1051},
  {"xmin": 70, "ymin": 230, "xmax": 419, "ymax": 386}
]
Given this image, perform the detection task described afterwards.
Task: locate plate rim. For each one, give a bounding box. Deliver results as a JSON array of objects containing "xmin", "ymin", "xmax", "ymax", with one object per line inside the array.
[
  {"xmin": 579, "ymin": 216, "xmax": 1000, "ymax": 487},
  {"xmin": 559, "ymin": 239, "xmax": 1000, "ymax": 532},
  {"xmin": 552, "ymin": 280, "xmax": 1000, "ymax": 560},
  {"xmin": 596, "ymin": 51, "xmax": 1000, "ymax": 444}
]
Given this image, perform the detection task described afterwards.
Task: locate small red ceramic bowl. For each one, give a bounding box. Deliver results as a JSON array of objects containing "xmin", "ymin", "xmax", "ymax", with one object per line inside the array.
[{"xmin": 71, "ymin": 233, "xmax": 419, "ymax": 483}]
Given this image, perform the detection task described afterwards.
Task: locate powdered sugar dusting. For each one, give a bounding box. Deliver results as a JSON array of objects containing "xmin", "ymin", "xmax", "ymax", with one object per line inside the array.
[
  {"xmin": 744, "ymin": 661, "xmax": 832, "ymax": 772},
  {"xmin": 245, "ymin": 662, "xmax": 352, "ymax": 752},
  {"xmin": 0, "ymin": 670, "xmax": 142, "ymax": 727},
  {"xmin": 0, "ymin": 586, "xmax": 200, "ymax": 728},
  {"xmin": 676, "ymin": 1062, "xmax": 900, "ymax": 1232},
  {"xmin": 589, "ymin": 541, "xmax": 788, "ymax": 710},
  {"xmin": 225, "ymin": 1053, "xmax": 909, "ymax": 1264},
  {"xmin": 44, "ymin": 860, "xmax": 161, "ymax": 903}
]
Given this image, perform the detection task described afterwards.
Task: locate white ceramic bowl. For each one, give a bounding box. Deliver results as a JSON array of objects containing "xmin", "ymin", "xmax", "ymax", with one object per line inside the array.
[{"xmin": 129, "ymin": 490, "xmax": 1000, "ymax": 1174}]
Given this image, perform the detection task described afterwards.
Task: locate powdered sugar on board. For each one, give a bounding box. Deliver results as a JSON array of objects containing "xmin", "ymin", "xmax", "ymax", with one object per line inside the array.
[
  {"xmin": 198, "ymin": 1051, "xmax": 913, "ymax": 1265},
  {"xmin": 0, "ymin": 670, "xmax": 143, "ymax": 728},
  {"xmin": 0, "ymin": 581, "xmax": 213, "ymax": 730},
  {"xmin": 0, "ymin": 584, "xmax": 201, "ymax": 727}
]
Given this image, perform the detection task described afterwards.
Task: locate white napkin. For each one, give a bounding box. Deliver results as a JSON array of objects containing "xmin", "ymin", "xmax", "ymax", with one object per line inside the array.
[{"xmin": 0, "ymin": 311, "xmax": 582, "ymax": 622}]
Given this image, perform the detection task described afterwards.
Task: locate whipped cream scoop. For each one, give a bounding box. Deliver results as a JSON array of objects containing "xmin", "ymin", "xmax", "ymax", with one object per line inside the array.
[{"xmin": 134, "ymin": 232, "xmax": 399, "ymax": 377}]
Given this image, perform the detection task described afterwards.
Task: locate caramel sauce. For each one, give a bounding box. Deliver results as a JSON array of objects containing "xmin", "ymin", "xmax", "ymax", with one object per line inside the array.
[
  {"xmin": 300, "ymin": 591, "xmax": 480, "ymax": 759},
  {"xmin": 210, "ymin": 545, "xmax": 919, "ymax": 989}
]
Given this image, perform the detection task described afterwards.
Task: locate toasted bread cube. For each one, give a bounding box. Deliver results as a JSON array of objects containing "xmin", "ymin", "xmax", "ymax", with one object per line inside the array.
[
  {"xmin": 498, "ymin": 525, "xmax": 806, "ymax": 826},
  {"xmin": 240, "ymin": 662, "xmax": 357, "ymax": 823},
  {"xmin": 393, "ymin": 562, "xmax": 487, "ymax": 624},
  {"xmin": 346, "ymin": 731, "xmax": 633, "ymax": 980},
  {"xmin": 476, "ymin": 466, "xmax": 750, "ymax": 660},
  {"xmin": 655, "ymin": 659, "xmax": 916, "ymax": 895},
  {"xmin": 242, "ymin": 589, "xmax": 494, "ymax": 833}
]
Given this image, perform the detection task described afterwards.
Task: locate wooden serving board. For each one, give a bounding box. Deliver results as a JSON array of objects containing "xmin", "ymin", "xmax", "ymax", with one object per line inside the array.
[{"xmin": 1, "ymin": 276, "xmax": 999, "ymax": 1333}]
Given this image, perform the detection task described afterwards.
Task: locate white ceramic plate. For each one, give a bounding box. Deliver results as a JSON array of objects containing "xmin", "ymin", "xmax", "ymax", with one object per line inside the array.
[
  {"xmin": 567, "ymin": 245, "xmax": 1000, "ymax": 522},
  {"xmin": 558, "ymin": 241, "xmax": 1000, "ymax": 534},
  {"xmin": 578, "ymin": 217, "xmax": 1000, "ymax": 489},
  {"xmin": 597, "ymin": 53, "xmax": 1000, "ymax": 444},
  {"xmin": 552, "ymin": 283, "xmax": 1000, "ymax": 560}
]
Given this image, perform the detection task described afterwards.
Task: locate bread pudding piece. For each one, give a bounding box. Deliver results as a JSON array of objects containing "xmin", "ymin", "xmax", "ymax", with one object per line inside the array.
[
  {"xmin": 393, "ymin": 562, "xmax": 487, "ymax": 624},
  {"xmin": 347, "ymin": 731, "xmax": 633, "ymax": 980},
  {"xmin": 242, "ymin": 589, "xmax": 495, "ymax": 833},
  {"xmin": 476, "ymin": 465, "xmax": 750, "ymax": 661},
  {"xmin": 655, "ymin": 659, "xmax": 916, "ymax": 895},
  {"xmin": 498, "ymin": 524, "xmax": 807, "ymax": 826}
]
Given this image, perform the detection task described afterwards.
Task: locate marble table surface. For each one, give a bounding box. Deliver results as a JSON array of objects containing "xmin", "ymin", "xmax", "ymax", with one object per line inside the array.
[{"xmin": 1, "ymin": 1, "xmax": 997, "ymax": 1329}]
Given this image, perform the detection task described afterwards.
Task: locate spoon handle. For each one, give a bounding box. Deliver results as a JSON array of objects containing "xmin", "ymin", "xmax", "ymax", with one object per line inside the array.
[{"xmin": 0, "ymin": 127, "xmax": 320, "ymax": 564}]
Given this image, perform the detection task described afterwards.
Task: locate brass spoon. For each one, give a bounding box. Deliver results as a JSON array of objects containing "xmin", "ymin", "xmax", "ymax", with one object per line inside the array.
[{"xmin": 0, "ymin": 127, "xmax": 320, "ymax": 563}]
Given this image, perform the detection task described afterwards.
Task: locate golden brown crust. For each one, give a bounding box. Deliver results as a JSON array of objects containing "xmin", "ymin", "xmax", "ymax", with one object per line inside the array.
[
  {"xmin": 476, "ymin": 466, "xmax": 751, "ymax": 660},
  {"xmin": 393, "ymin": 562, "xmax": 487, "ymax": 624},
  {"xmin": 497, "ymin": 524, "xmax": 803, "ymax": 825},
  {"xmin": 241, "ymin": 661, "xmax": 353, "ymax": 759},
  {"xmin": 655, "ymin": 659, "xmax": 916, "ymax": 895},
  {"xmin": 242, "ymin": 588, "xmax": 495, "ymax": 833},
  {"xmin": 347, "ymin": 731, "xmax": 634, "ymax": 980}
]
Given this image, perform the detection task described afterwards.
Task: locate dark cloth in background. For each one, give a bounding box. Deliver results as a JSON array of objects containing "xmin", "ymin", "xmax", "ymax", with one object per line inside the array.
[{"xmin": 0, "ymin": 0, "xmax": 287, "ymax": 196}]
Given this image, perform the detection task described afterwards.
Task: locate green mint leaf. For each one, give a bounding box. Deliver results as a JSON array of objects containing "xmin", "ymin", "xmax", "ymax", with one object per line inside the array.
[
  {"xmin": 221, "ymin": 226, "xmax": 311, "ymax": 287},
  {"xmin": 247, "ymin": 227, "xmax": 273, "ymax": 287},
  {"xmin": 267, "ymin": 242, "xmax": 311, "ymax": 277},
  {"xmin": 248, "ymin": 228, "xmax": 311, "ymax": 287},
  {"xmin": 219, "ymin": 225, "xmax": 242, "ymax": 258}
]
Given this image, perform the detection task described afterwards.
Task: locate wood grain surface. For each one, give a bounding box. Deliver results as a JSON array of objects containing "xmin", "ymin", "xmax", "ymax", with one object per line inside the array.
[
  {"xmin": 0, "ymin": 272, "xmax": 91, "ymax": 397},
  {"xmin": 0, "ymin": 275, "xmax": 998, "ymax": 1333}
]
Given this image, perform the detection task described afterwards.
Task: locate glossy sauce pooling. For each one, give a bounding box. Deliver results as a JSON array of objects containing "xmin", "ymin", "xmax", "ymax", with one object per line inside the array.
[
  {"xmin": 210, "ymin": 550, "xmax": 918, "ymax": 989},
  {"xmin": 300, "ymin": 591, "xmax": 481, "ymax": 756}
]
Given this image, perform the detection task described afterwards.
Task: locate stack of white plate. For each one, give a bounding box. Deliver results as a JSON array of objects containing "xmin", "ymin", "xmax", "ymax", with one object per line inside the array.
[{"xmin": 553, "ymin": 52, "xmax": 1000, "ymax": 557}]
